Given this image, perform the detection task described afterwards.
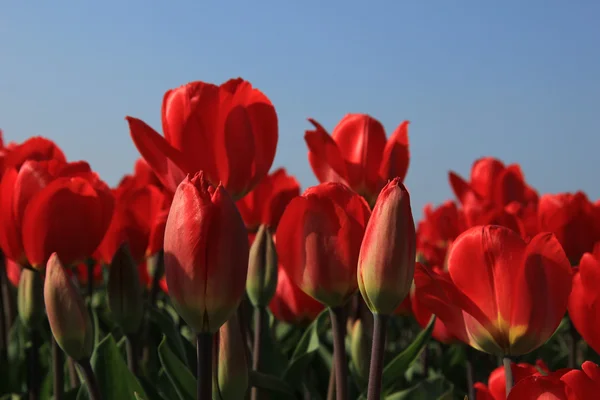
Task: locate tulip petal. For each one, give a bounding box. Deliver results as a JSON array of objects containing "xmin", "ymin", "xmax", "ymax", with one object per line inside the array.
[
  {"xmin": 508, "ymin": 233, "xmax": 571, "ymax": 354},
  {"xmin": 508, "ymin": 376, "xmax": 568, "ymax": 400},
  {"xmin": 331, "ymin": 114, "xmax": 386, "ymax": 193},
  {"xmin": 127, "ymin": 116, "xmax": 188, "ymax": 192},
  {"xmin": 244, "ymin": 102, "xmax": 279, "ymax": 193},
  {"xmin": 305, "ymin": 119, "xmax": 349, "ymax": 184},
  {"xmin": 448, "ymin": 171, "xmax": 472, "ymax": 204},
  {"xmin": 379, "ymin": 120, "xmax": 410, "ymax": 183},
  {"xmin": 0, "ymin": 168, "xmax": 25, "ymax": 263}
]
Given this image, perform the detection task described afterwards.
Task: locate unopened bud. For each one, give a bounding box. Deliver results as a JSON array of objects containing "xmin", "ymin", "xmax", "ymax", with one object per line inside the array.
[
  {"xmin": 246, "ymin": 225, "xmax": 278, "ymax": 307},
  {"xmin": 350, "ymin": 319, "xmax": 371, "ymax": 382},
  {"xmin": 108, "ymin": 244, "xmax": 144, "ymax": 334},
  {"xmin": 213, "ymin": 311, "xmax": 249, "ymax": 400},
  {"xmin": 17, "ymin": 268, "xmax": 44, "ymax": 331},
  {"xmin": 44, "ymin": 253, "xmax": 93, "ymax": 361}
]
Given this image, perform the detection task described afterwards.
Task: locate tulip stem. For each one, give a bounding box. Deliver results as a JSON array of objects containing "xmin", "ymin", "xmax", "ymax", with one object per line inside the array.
[
  {"xmin": 367, "ymin": 314, "xmax": 388, "ymax": 400},
  {"xmin": 251, "ymin": 306, "xmax": 266, "ymax": 400},
  {"xmin": 326, "ymin": 362, "xmax": 335, "ymax": 400},
  {"xmin": 196, "ymin": 333, "xmax": 213, "ymax": 400},
  {"xmin": 67, "ymin": 357, "xmax": 80, "ymax": 389},
  {"xmin": 78, "ymin": 358, "xmax": 102, "ymax": 400},
  {"xmin": 465, "ymin": 347, "xmax": 475, "ymax": 400},
  {"xmin": 329, "ymin": 306, "xmax": 348, "ymax": 400},
  {"xmin": 568, "ymin": 320, "xmax": 580, "ymax": 369},
  {"xmin": 52, "ymin": 337, "xmax": 65, "ymax": 400},
  {"xmin": 503, "ymin": 357, "xmax": 513, "ymax": 397},
  {"xmin": 26, "ymin": 330, "xmax": 41, "ymax": 400},
  {"xmin": 125, "ymin": 335, "xmax": 139, "ymax": 376},
  {"xmin": 86, "ymin": 259, "xmax": 94, "ymax": 300},
  {"xmin": 0, "ymin": 251, "xmax": 13, "ymax": 363}
]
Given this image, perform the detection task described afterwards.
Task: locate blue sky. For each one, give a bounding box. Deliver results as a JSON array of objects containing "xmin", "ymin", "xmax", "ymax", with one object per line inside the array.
[{"xmin": 1, "ymin": 1, "xmax": 599, "ymax": 218}]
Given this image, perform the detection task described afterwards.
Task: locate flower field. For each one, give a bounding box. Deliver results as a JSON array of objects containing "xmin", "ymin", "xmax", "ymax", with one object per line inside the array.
[{"xmin": 0, "ymin": 78, "xmax": 598, "ymax": 400}]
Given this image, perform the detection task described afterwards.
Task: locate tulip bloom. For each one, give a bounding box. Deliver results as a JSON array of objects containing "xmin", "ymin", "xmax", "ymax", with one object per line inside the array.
[
  {"xmin": 127, "ymin": 78, "xmax": 278, "ymax": 199},
  {"xmin": 411, "ymin": 267, "xmax": 457, "ymax": 344},
  {"xmin": 0, "ymin": 160, "xmax": 114, "ymax": 269},
  {"xmin": 164, "ymin": 172, "xmax": 249, "ymax": 333},
  {"xmin": 475, "ymin": 361, "xmax": 549, "ymax": 400},
  {"xmin": 276, "ymin": 182, "xmax": 370, "ymax": 308},
  {"xmin": 414, "ymin": 225, "xmax": 572, "ymax": 356},
  {"xmin": 1, "ymin": 136, "xmax": 66, "ymax": 175},
  {"xmin": 449, "ymin": 157, "xmax": 537, "ymax": 208},
  {"xmin": 561, "ymin": 361, "xmax": 600, "ymax": 399},
  {"xmin": 236, "ymin": 168, "xmax": 300, "ymax": 232},
  {"xmin": 305, "ymin": 114, "xmax": 409, "ymax": 205},
  {"xmin": 22, "ymin": 174, "xmax": 114, "ymax": 269},
  {"xmin": 538, "ymin": 191, "xmax": 600, "ymax": 264},
  {"xmin": 358, "ymin": 178, "xmax": 416, "ymax": 315},
  {"xmin": 96, "ymin": 181, "xmax": 167, "ymax": 265},
  {"xmin": 568, "ymin": 243, "xmax": 600, "ymax": 354},
  {"xmin": 269, "ymin": 265, "xmax": 324, "ymax": 326}
]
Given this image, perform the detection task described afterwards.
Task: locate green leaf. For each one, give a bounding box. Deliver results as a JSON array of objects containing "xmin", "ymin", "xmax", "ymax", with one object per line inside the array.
[
  {"xmin": 0, "ymin": 395, "xmax": 22, "ymax": 400},
  {"xmin": 380, "ymin": 316, "xmax": 436, "ymax": 391},
  {"xmin": 384, "ymin": 376, "xmax": 454, "ymax": 400},
  {"xmin": 77, "ymin": 334, "xmax": 148, "ymax": 400},
  {"xmin": 157, "ymin": 336, "xmax": 195, "ymax": 400},
  {"xmin": 282, "ymin": 309, "xmax": 329, "ymax": 389},
  {"xmin": 248, "ymin": 370, "xmax": 296, "ymax": 397},
  {"xmin": 148, "ymin": 308, "xmax": 188, "ymax": 366}
]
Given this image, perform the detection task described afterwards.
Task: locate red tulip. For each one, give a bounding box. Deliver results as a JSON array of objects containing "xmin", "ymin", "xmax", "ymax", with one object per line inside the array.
[
  {"xmin": 538, "ymin": 192, "xmax": 600, "ymax": 264},
  {"xmin": 561, "ymin": 361, "xmax": 600, "ymax": 399},
  {"xmin": 474, "ymin": 361, "xmax": 548, "ymax": 400},
  {"xmin": 414, "ymin": 225, "xmax": 572, "ymax": 356},
  {"xmin": 5, "ymin": 257, "xmax": 21, "ymax": 287},
  {"xmin": 96, "ymin": 181, "xmax": 167, "ymax": 264},
  {"xmin": 357, "ymin": 178, "xmax": 415, "ymax": 315},
  {"xmin": 2, "ymin": 136, "xmax": 66, "ymax": 175},
  {"xmin": 127, "ymin": 78, "xmax": 278, "ymax": 199},
  {"xmin": 449, "ymin": 157, "xmax": 537, "ymax": 208},
  {"xmin": 236, "ymin": 168, "xmax": 300, "ymax": 232},
  {"xmin": 305, "ymin": 114, "xmax": 409, "ymax": 205},
  {"xmin": 22, "ymin": 173, "xmax": 114, "ymax": 269},
  {"xmin": 411, "ymin": 267, "xmax": 457, "ymax": 344},
  {"xmin": 164, "ymin": 172, "xmax": 249, "ymax": 333},
  {"xmin": 507, "ymin": 374, "xmax": 569, "ymax": 400},
  {"xmin": 568, "ymin": 243, "xmax": 600, "ymax": 354},
  {"xmin": 269, "ymin": 265, "xmax": 324, "ymax": 326},
  {"xmin": 134, "ymin": 158, "xmax": 164, "ymax": 189},
  {"xmin": 417, "ymin": 200, "xmax": 466, "ymax": 267},
  {"xmin": 276, "ymin": 182, "xmax": 371, "ymax": 308}
]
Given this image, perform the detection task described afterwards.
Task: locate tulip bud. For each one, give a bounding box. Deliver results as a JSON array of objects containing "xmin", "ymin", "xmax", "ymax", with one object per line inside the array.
[
  {"xmin": 213, "ymin": 312, "xmax": 249, "ymax": 400},
  {"xmin": 17, "ymin": 268, "xmax": 45, "ymax": 331},
  {"xmin": 358, "ymin": 178, "xmax": 416, "ymax": 315},
  {"xmin": 107, "ymin": 244, "xmax": 144, "ymax": 334},
  {"xmin": 246, "ymin": 225, "xmax": 278, "ymax": 307},
  {"xmin": 350, "ymin": 319, "xmax": 371, "ymax": 381},
  {"xmin": 44, "ymin": 253, "xmax": 94, "ymax": 361},
  {"xmin": 164, "ymin": 172, "xmax": 249, "ymax": 334}
]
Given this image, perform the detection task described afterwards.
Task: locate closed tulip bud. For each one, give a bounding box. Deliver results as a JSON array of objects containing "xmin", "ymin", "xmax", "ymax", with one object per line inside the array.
[
  {"xmin": 107, "ymin": 244, "xmax": 144, "ymax": 334},
  {"xmin": 350, "ymin": 319, "xmax": 371, "ymax": 381},
  {"xmin": 358, "ymin": 178, "xmax": 416, "ymax": 315},
  {"xmin": 164, "ymin": 172, "xmax": 249, "ymax": 334},
  {"xmin": 17, "ymin": 268, "xmax": 44, "ymax": 331},
  {"xmin": 213, "ymin": 312, "xmax": 249, "ymax": 400},
  {"xmin": 246, "ymin": 224, "xmax": 278, "ymax": 307},
  {"xmin": 44, "ymin": 253, "xmax": 94, "ymax": 361}
]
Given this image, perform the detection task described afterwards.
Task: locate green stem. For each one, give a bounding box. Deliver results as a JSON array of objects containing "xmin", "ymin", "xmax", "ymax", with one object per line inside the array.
[
  {"xmin": 197, "ymin": 333, "xmax": 213, "ymax": 400},
  {"xmin": 329, "ymin": 306, "xmax": 348, "ymax": 400},
  {"xmin": 78, "ymin": 358, "xmax": 102, "ymax": 400},
  {"xmin": 503, "ymin": 357, "xmax": 513, "ymax": 398},
  {"xmin": 367, "ymin": 314, "xmax": 388, "ymax": 400}
]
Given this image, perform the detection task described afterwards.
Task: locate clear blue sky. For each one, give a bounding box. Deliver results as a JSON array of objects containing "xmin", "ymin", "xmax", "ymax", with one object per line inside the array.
[{"xmin": 1, "ymin": 1, "xmax": 599, "ymax": 219}]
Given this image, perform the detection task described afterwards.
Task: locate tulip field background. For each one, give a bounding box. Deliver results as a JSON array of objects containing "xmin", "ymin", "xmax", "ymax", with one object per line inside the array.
[{"xmin": 2, "ymin": 3, "xmax": 600, "ymax": 400}]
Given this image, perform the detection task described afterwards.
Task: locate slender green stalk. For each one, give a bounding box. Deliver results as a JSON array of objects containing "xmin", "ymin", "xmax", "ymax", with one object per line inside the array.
[
  {"xmin": 125, "ymin": 335, "xmax": 139, "ymax": 376},
  {"xmin": 251, "ymin": 307, "xmax": 266, "ymax": 400},
  {"xmin": 78, "ymin": 358, "xmax": 102, "ymax": 400},
  {"xmin": 503, "ymin": 357, "xmax": 513, "ymax": 397},
  {"xmin": 367, "ymin": 314, "xmax": 389, "ymax": 400},
  {"xmin": 329, "ymin": 306, "xmax": 348, "ymax": 400},
  {"xmin": 52, "ymin": 337, "xmax": 65, "ymax": 400}
]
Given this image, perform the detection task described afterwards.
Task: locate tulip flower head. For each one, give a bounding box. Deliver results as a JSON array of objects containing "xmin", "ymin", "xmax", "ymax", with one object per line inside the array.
[
  {"xmin": 276, "ymin": 182, "xmax": 371, "ymax": 308},
  {"xmin": 164, "ymin": 171, "xmax": 249, "ymax": 334},
  {"xmin": 415, "ymin": 225, "xmax": 572, "ymax": 356},
  {"xmin": 358, "ymin": 178, "xmax": 416, "ymax": 315}
]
